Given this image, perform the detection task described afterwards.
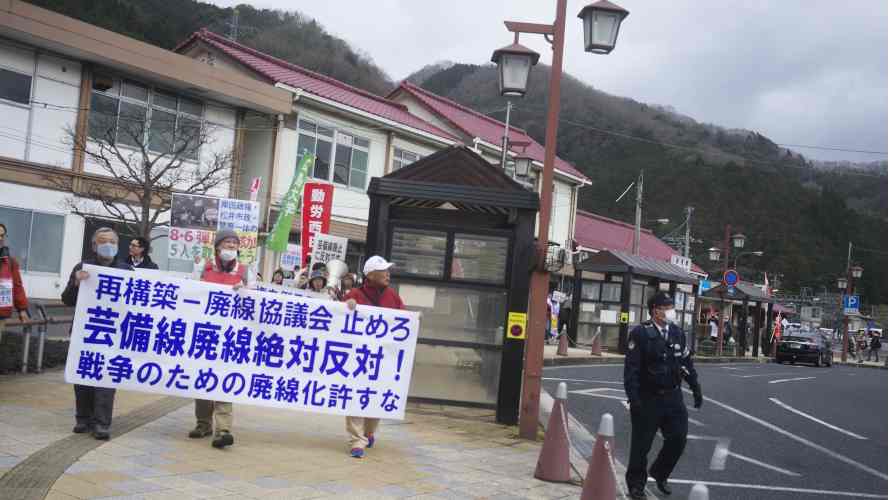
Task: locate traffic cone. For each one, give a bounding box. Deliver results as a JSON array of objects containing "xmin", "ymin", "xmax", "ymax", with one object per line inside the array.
[
  {"xmin": 534, "ymin": 382, "xmax": 572, "ymax": 483},
  {"xmin": 580, "ymin": 413, "xmax": 616, "ymax": 500},
  {"xmin": 557, "ymin": 331, "xmax": 569, "ymax": 356},
  {"xmin": 590, "ymin": 328, "xmax": 602, "ymax": 356},
  {"xmin": 689, "ymin": 483, "xmax": 709, "ymax": 499}
]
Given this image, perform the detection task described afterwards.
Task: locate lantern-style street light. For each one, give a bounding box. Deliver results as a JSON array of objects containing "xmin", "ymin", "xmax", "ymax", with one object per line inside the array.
[
  {"xmin": 708, "ymin": 247, "xmax": 722, "ymax": 262},
  {"xmin": 836, "ymin": 276, "xmax": 848, "ymax": 290},
  {"xmin": 851, "ymin": 265, "xmax": 863, "ymax": 279},
  {"xmin": 492, "ymin": 0, "xmax": 628, "ymax": 438},
  {"xmin": 732, "ymin": 233, "xmax": 746, "ymax": 249},
  {"xmin": 514, "ymin": 154, "xmax": 533, "ymax": 178}
]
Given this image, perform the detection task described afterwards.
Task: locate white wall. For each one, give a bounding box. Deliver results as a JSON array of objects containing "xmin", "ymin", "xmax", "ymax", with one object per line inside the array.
[
  {"xmin": 0, "ymin": 182, "xmax": 84, "ymax": 299},
  {"xmin": 0, "ymin": 41, "xmax": 80, "ymax": 167},
  {"xmin": 238, "ymin": 113, "xmax": 274, "ymax": 202}
]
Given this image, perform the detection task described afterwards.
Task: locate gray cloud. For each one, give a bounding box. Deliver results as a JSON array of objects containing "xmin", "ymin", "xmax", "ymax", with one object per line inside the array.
[{"xmin": 211, "ymin": 0, "xmax": 887, "ymax": 162}]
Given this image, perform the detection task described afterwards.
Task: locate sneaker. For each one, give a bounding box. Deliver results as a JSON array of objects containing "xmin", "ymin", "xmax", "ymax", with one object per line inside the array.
[
  {"xmin": 72, "ymin": 422, "xmax": 91, "ymax": 434},
  {"xmin": 212, "ymin": 432, "xmax": 234, "ymax": 449},
  {"xmin": 92, "ymin": 425, "xmax": 110, "ymax": 440},
  {"xmin": 366, "ymin": 433, "xmax": 375, "ymax": 448},
  {"xmin": 188, "ymin": 425, "xmax": 213, "ymax": 438},
  {"xmin": 350, "ymin": 447, "xmax": 365, "ymax": 459}
]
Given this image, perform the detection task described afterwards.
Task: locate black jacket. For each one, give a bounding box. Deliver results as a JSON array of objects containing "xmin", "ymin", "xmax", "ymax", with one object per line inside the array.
[
  {"xmin": 126, "ymin": 255, "xmax": 159, "ymax": 270},
  {"xmin": 624, "ymin": 321, "xmax": 699, "ymax": 405},
  {"xmin": 61, "ymin": 257, "xmax": 133, "ymax": 307}
]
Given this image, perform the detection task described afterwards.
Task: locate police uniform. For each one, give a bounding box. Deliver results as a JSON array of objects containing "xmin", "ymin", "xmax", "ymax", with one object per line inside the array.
[{"xmin": 624, "ymin": 293, "xmax": 702, "ymax": 498}]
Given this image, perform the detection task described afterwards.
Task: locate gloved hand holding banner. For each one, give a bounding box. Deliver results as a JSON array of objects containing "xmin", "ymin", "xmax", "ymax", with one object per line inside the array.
[{"xmin": 64, "ymin": 265, "xmax": 420, "ymax": 420}]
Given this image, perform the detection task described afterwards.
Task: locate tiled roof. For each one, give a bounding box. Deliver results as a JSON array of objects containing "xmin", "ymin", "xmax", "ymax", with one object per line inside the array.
[
  {"xmin": 391, "ymin": 81, "xmax": 589, "ymax": 182},
  {"xmin": 175, "ymin": 30, "xmax": 458, "ymax": 141},
  {"xmin": 574, "ymin": 210, "xmax": 704, "ymax": 273}
]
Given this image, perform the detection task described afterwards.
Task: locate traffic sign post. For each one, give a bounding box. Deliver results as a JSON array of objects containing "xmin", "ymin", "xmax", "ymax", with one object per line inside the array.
[
  {"xmin": 723, "ymin": 269, "xmax": 740, "ymax": 288},
  {"xmin": 843, "ymin": 295, "xmax": 860, "ymax": 315}
]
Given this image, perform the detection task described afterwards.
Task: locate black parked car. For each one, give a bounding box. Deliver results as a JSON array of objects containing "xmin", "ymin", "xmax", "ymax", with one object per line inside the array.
[{"xmin": 776, "ymin": 329, "xmax": 833, "ymax": 367}]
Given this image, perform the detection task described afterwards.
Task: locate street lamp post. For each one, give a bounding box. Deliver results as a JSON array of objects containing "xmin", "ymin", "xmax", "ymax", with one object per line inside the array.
[
  {"xmin": 839, "ymin": 261, "xmax": 864, "ymax": 362},
  {"xmin": 708, "ymin": 226, "xmax": 746, "ymax": 356},
  {"xmin": 493, "ymin": 0, "xmax": 628, "ymax": 440}
]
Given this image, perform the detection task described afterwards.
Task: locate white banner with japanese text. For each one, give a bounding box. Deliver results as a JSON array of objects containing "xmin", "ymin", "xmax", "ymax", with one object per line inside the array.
[{"xmin": 64, "ymin": 265, "xmax": 420, "ymax": 419}]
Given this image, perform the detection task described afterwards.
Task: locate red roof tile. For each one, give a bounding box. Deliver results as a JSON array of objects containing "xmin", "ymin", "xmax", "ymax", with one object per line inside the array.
[
  {"xmin": 391, "ymin": 81, "xmax": 589, "ymax": 182},
  {"xmin": 574, "ymin": 210, "xmax": 704, "ymax": 273},
  {"xmin": 175, "ymin": 30, "xmax": 458, "ymax": 141}
]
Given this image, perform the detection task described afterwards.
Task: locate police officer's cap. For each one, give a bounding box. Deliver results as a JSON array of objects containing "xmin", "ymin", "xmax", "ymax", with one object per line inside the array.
[{"xmin": 647, "ymin": 291, "xmax": 674, "ymax": 311}]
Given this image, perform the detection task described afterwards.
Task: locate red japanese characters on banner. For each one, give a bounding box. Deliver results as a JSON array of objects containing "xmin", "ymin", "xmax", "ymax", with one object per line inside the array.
[{"xmin": 301, "ymin": 182, "xmax": 334, "ymax": 267}]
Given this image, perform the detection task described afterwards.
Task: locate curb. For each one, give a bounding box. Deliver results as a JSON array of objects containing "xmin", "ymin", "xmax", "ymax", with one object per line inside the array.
[{"xmin": 544, "ymin": 355, "xmax": 769, "ymax": 367}]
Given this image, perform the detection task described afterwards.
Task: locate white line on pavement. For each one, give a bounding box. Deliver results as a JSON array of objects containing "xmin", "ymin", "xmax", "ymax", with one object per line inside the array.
[
  {"xmin": 544, "ymin": 364, "xmax": 621, "ymax": 369},
  {"xmin": 734, "ymin": 373, "xmax": 798, "ymax": 378},
  {"xmin": 687, "ymin": 417, "xmax": 705, "ymax": 427},
  {"xmin": 655, "ymin": 479, "xmax": 888, "ymax": 498},
  {"xmin": 769, "ymin": 398, "xmax": 868, "ymax": 440},
  {"xmin": 720, "ymin": 367, "xmax": 745, "ymax": 370},
  {"xmin": 726, "ymin": 450, "xmax": 801, "ymax": 476},
  {"xmin": 768, "ymin": 376, "xmax": 816, "ymax": 384},
  {"xmin": 682, "ymin": 388, "xmax": 888, "ymax": 481},
  {"xmin": 542, "ymin": 377, "xmax": 623, "ymax": 384}
]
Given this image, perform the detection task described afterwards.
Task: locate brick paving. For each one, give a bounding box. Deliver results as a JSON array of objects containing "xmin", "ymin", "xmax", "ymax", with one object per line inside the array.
[{"xmin": 0, "ymin": 370, "xmax": 584, "ymax": 499}]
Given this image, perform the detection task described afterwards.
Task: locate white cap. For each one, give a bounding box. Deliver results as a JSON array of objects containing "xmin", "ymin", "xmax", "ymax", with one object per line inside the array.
[{"xmin": 363, "ymin": 255, "xmax": 394, "ymax": 275}]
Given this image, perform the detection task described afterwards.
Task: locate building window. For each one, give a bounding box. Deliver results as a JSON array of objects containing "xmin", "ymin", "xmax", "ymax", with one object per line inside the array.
[
  {"xmin": 392, "ymin": 147, "xmax": 421, "ymax": 171},
  {"xmin": 88, "ymin": 74, "xmax": 204, "ymax": 161},
  {"xmin": 296, "ymin": 119, "xmax": 370, "ymax": 189},
  {"xmin": 0, "ymin": 206, "xmax": 64, "ymax": 273},
  {"xmin": 0, "ymin": 67, "xmax": 32, "ymax": 106}
]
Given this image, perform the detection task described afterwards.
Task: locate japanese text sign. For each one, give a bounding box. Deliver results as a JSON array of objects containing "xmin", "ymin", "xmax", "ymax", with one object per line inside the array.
[
  {"xmin": 301, "ymin": 183, "xmax": 333, "ymax": 267},
  {"xmin": 280, "ymin": 244, "xmax": 301, "ymax": 272},
  {"xmin": 310, "ymin": 234, "xmax": 347, "ymax": 273},
  {"xmin": 170, "ymin": 194, "xmax": 260, "ymax": 264},
  {"xmin": 64, "ymin": 265, "xmax": 420, "ymax": 419}
]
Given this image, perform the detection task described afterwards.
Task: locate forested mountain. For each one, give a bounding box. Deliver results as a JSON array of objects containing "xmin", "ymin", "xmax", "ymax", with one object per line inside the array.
[{"xmin": 25, "ymin": 1, "xmax": 888, "ymax": 304}]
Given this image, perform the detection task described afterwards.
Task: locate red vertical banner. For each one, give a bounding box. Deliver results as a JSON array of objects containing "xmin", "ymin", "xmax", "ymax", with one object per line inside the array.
[{"xmin": 301, "ymin": 182, "xmax": 334, "ymax": 267}]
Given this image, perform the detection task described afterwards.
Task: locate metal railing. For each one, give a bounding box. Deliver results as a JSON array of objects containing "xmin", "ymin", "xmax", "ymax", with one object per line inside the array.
[{"xmin": 0, "ymin": 303, "xmax": 74, "ymax": 374}]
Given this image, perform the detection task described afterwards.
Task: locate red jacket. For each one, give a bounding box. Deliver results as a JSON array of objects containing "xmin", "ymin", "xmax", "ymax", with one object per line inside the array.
[
  {"xmin": 200, "ymin": 259, "xmax": 247, "ymax": 286},
  {"xmin": 343, "ymin": 283, "xmax": 404, "ymax": 310},
  {"xmin": 0, "ymin": 256, "xmax": 28, "ymax": 319}
]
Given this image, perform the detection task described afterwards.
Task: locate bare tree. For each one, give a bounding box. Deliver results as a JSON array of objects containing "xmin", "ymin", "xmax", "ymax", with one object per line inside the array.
[{"xmin": 52, "ymin": 106, "xmax": 234, "ymax": 239}]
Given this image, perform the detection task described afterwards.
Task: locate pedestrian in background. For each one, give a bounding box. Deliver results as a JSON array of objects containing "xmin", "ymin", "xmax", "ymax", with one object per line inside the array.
[
  {"xmin": 624, "ymin": 292, "xmax": 703, "ymax": 499},
  {"xmin": 61, "ymin": 227, "xmax": 133, "ymax": 440},
  {"xmin": 342, "ymin": 256, "xmax": 404, "ymax": 458},
  {"xmin": 867, "ymin": 333, "xmax": 881, "ymax": 362},
  {"xmin": 0, "ymin": 223, "xmax": 29, "ymax": 328},
  {"xmin": 189, "ymin": 229, "xmax": 248, "ymax": 449},
  {"xmin": 126, "ymin": 236, "xmax": 158, "ymax": 270}
]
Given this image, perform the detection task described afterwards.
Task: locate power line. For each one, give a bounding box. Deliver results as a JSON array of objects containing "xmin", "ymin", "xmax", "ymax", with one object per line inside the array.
[{"xmin": 774, "ymin": 143, "xmax": 888, "ymax": 155}]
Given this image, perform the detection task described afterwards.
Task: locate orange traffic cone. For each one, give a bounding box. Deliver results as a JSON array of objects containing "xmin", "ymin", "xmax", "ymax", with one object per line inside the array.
[
  {"xmin": 590, "ymin": 330, "xmax": 602, "ymax": 356},
  {"xmin": 580, "ymin": 413, "xmax": 617, "ymax": 500},
  {"xmin": 557, "ymin": 331, "xmax": 569, "ymax": 356},
  {"xmin": 534, "ymin": 382, "xmax": 572, "ymax": 483}
]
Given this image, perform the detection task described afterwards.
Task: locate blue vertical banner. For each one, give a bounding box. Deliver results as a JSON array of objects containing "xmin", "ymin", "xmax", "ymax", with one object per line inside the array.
[{"xmin": 64, "ymin": 265, "xmax": 420, "ymax": 420}]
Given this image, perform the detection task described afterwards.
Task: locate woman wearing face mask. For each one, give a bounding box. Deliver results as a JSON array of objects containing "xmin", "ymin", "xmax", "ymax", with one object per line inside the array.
[
  {"xmin": 189, "ymin": 229, "xmax": 248, "ymax": 449},
  {"xmin": 0, "ymin": 223, "xmax": 29, "ymax": 328},
  {"xmin": 61, "ymin": 227, "xmax": 133, "ymax": 441}
]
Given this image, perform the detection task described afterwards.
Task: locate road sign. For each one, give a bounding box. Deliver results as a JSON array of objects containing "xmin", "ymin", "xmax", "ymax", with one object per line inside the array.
[
  {"xmin": 620, "ymin": 312, "xmax": 629, "ymax": 324},
  {"xmin": 843, "ymin": 295, "xmax": 860, "ymax": 315},
  {"xmin": 723, "ymin": 269, "xmax": 740, "ymax": 287},
  {"xmin": 507, "ymin": 312, "xmax": 527, "ymax": 340}
]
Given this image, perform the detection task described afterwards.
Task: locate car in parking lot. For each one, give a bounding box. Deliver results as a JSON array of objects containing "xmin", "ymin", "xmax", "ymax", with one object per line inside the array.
[{"xmin": 776, "ymin": 328, "xmax": 833, "ymax": 367}]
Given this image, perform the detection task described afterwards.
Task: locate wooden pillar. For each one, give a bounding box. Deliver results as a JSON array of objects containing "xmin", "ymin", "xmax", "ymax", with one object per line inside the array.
[
  {"xmin": 764, "ymin": 302, "xmax": 775, "ymax": 356},
  {"xmin": 752, "ymin": 301, "xmax": 763, "ymax": 357},
  {"xmin": 568, "ymin": 266, "xmax": 582, "ymax": 346},
  {"xmin": 618, "ymin": 271, "xmax": 633, "ymax": 354},
  {"xmin": 497, "ymin": 208, "xmax": 535, "ymax": 425},
  {"xmin": 739, "ymin": 297, "xmax": 749, "ymax": 357}
]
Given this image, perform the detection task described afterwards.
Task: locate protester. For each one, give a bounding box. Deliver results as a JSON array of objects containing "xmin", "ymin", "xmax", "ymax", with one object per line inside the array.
[
  {"xmin": 61, "ymin": 227, "xmax": 132, "ymax": 440},
  {"xmin": 189, "ymin": 229, "xmax": 248, "ymax": 449},
  {"xmin": 271, "ymin": 269, "xmax": 286, "ymax": 285},
  {"xmin": 708, "ymin": 314, "xmax": 719, "ymax": 341},
  {"xmin": 867, "ymin": 333, "xmax": 881, "ymax": 362},
  {"xmin": 0, "ymin": 223, "xmax": 29, "ymax": 326},
  {"xmin": 308, "ymin": 270, "xmax": 327, "ymax": 293},
  {"xmin": 339, "ymin": 272, "xmax": 356, "ymax": 296},
  {"xmin": 126, "ymin": 236, "xmax": 159, "ymax": 269},
  {"xmin": 342, "ymin": 255, "xmax": 404, "ymax": 458}
]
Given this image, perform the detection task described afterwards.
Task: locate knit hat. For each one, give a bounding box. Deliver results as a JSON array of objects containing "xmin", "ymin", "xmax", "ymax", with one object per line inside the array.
[
  {"xmin": 214, "ymin": 229, "xmax": 240, "ymax": 248},
  {"xmin": 309, "ymin": 270, "xmax": 327, "ymax": 286}
]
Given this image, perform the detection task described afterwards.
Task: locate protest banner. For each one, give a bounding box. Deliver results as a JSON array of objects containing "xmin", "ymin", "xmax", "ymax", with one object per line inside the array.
[
  {"xmin": 309, "ymin": 233, "xmax": 347, "ymax": 275},
  {"xmin": 64, "ymin": 265, "xmax": 420, "ymax": 419},
  {"xmin": 301, "ymin": 183, "xmax": 334, "ymax": 267},
  {"xmin": 267, "ymin": 155, "xmax": 314, "ymax": 252},
  {"xmin": 169, "ymin": 194, "xmax": 260, "ymax": 264},
  {"xmin": 279, "ymin": 244, "xmax": 301, "ymax": 272}
]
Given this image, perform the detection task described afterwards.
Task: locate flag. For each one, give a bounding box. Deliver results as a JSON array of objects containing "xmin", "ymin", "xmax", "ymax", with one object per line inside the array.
[
  {"xmin": 763, "ymin": 272, "xmax": 770, "ymax": 297},
  {"xmin": 266, "ymin": 154, "xmax": 314, "ymax": 252},
  {"xmin": 772, "ymin": 312, "xmax": 782, "ymax": 342}
]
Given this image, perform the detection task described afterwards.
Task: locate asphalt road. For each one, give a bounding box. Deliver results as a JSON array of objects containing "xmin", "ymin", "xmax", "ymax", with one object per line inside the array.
[{"xmin": 542, "ymin": 361, "xmax": 888, "ymax": 499}]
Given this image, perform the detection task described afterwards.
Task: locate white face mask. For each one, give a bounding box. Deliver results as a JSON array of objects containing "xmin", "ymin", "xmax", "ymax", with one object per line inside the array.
[
  {"xmin": 218, "ymin": 249, "xmax": 238, "ymax": 262},
  {"xmin": 96, "ymin": 242, "xmax": 118, "ymax": 259},
  {"xmin": 664, "ymin": 309, "xmax": 678, "ymax": 324}
]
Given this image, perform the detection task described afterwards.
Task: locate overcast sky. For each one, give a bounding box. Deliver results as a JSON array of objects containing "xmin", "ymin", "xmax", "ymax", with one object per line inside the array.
[{"xmin": 211, "ymin": 0, "xmax": 887, "ymax": 162}]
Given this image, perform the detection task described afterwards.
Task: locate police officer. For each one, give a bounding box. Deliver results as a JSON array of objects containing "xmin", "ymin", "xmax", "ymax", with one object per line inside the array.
[{"xmin": 624, "ymin": 291, "xmax": 703, "ymax": 499}]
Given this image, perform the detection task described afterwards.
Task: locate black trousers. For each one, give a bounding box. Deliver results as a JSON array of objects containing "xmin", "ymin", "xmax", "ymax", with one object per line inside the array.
[
  {"xmin": 74, "ymin": 384, "xmax": 116, "ymax": 428},
  {"xmin": 626, "ymin": 387, "xmax": 688, "ymax": 490}
]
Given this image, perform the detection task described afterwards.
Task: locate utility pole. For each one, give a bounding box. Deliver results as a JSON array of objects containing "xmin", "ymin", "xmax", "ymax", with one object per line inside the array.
[
  {"xmin": 684, "ymin": 206, "xmax": 694, "ymax": 258},
  {"xmin": 226, "ymin": 9, "xmax": 240, "ymax": 41},
  {"xmin": 632, "ymin": 170, "xmax": 643, "ymax": 255},
  {"xmin": 500, "ymin": 101, "xmax": 513, "ymax": 171}
]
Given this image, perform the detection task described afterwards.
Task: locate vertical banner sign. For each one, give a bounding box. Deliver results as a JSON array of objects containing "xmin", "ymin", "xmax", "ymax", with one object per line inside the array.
[
  {"xmin": 310, "ymin": 234, "xmax": 348, "ymax": 272},
  {"xmin": 169, "ymin": 194, "xmax": 259, "ymax": 264},
  {"xmin": 267, "ymin": 155, "xmax": 315, "ymax": 253},
  {"xmin": 301, "ymin": 183, "xmax": 334, "ymax": 267},
  {"xmin": 279, "ymin": 244, "xmax": 302, "ymax": 272},
  {"xmin": 64, "ymin": 265, "xmax": 420, "ymax": 419},
  {"xmin": 249, "ymin": 177, "xmax": 262, "ymax": 202}
]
